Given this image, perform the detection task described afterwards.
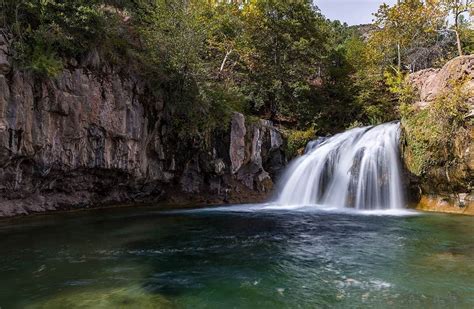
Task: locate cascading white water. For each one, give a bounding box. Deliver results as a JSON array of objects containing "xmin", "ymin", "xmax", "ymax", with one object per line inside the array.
[{"xmin": 275, "ymin": 122, "xmax": 405, "ymax": 210}]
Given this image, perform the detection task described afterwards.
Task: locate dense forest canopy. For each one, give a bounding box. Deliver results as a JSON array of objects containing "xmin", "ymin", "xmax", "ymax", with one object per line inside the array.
[{"xmin": 0, "ymin": 0, "xmax": 472, "ymax": 137}]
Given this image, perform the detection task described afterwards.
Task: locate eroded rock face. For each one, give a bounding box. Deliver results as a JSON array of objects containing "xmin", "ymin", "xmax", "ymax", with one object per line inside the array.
[
  {"xmin": 0, "ymin": 67, "xmax": 168, "ymax": 216},
  {"xmin": 403, "ymin": 55, "xmax": 474, "ymax": 213},
  {"xmin": 0, "ymin": 54, "xmax": 286, "ymax": 216}
]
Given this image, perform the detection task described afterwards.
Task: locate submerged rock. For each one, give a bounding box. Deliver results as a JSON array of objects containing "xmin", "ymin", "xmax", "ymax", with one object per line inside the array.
[{"xmin": 28, "ymin": 286, "xmax": 172, "ymax": 309}]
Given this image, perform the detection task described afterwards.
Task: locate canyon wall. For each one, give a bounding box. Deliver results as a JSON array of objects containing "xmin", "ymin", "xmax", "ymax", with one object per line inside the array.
[{"xmin": 0, "ymin": 33, "xmax": 286, "ymax": 217}]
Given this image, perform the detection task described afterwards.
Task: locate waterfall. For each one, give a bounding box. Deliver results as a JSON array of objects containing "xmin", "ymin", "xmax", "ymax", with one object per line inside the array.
[{"xmin": 275, "ymin": 122, "xmax": 405, "ymax": 210}]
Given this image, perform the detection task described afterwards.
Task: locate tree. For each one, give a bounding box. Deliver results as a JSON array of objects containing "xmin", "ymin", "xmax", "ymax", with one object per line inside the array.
[
  {"xmin": 238, "ymin": 0, "xmax": 330, "ymax": 123},
  {"xmin": 442, "ymin": 0, "xmax": 473, "ymax": 56},
  {"xmin": 370, "ymin": 0, "xmax": 446, "ymax": 71}
]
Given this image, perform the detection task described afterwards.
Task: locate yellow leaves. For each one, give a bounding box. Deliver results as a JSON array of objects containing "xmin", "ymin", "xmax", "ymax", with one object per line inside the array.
[{"xmin": 241, "ymin": 1, "xmax": 263, "ymax": 19}]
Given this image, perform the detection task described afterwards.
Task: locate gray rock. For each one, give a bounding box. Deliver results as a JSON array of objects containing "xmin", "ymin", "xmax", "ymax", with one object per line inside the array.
[
  {"xmin": 214, "ymin": 158, "xmax": 226, "ymax": 175},
  {"xmin": 229, "ymin": 112, "xmax": 246, "ymax": 174},
  {"xmin": 250, "ymin": 126, "xmax": 263, "ymax": 166},
  {"xmin": 180, "ymin": 159, "xmax": 202, "ymax": 193},
  {"xmin": 0, "ymin": 32, "xmax": 10, "ymax": 75},
  {"xmin": 403, "ymin": 55, "xmax": 474, "ymax": 211}
]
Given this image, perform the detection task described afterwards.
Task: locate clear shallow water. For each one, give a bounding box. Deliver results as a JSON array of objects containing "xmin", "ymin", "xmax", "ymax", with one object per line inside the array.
[{"xmin": 0, "ymin": 205, "xmax": 473, "ymax": 308}]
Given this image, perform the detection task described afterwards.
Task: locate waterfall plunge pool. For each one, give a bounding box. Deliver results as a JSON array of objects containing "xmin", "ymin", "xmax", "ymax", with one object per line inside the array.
[
  {"xmin": 0, "ymin": 204, "xmax": 473, "ymax": 308},
  {"xmin": 1, "ymin": 122, "xmax": 472, "ymax": 307}
]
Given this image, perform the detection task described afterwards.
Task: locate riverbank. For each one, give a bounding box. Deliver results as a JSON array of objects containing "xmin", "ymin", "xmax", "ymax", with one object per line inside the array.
[{"xmin": 415, "ymin": 195, "xmax": 474, "ymax": 216}]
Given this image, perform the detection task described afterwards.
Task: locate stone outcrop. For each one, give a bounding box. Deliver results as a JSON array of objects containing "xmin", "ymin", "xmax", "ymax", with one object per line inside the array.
[
  {"xmin": 0, "ymin": 41, "xmax": 286, "ymax": 217},
  {"xmin": 234, "ymin": 117, "xmax": 285, "ymax": 193},
  {"xmin": 409, "ymin": 55, "xmax": 474, "ymax": 111},
  {"xmin": 403, "ymin": 55, "xmax": 473, "ymax": 215}
]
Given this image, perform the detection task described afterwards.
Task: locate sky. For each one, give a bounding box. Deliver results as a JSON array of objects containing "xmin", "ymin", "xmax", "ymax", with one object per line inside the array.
[{"xmin": 314, "ymin": 0, "xmax": 398, "ymax": 26}]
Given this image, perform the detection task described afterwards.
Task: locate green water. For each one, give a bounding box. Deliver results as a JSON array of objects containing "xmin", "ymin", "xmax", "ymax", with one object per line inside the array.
[{"xmin": 0, "ymin": 205, "xmax": 473, "ymax": 308}]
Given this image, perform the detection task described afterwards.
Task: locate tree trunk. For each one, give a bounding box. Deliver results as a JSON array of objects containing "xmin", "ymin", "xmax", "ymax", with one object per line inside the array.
[
  {"xmin": 219, "ymin": 50, "xmax": 232, "ymax": 74},
  {"xmin": 454, "ymin": 7, "xmax": 463, "ymax": 57},
  {"xmin": 454, "ymin": 29, "xmax": 463, "ymax": 57},
  {"xmin": 397, "ymin": 43, "xmax": 401, "ymax": 69}
]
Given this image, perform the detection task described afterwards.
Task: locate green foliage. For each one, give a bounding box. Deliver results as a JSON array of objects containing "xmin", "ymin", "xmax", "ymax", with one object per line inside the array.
[
  {"xmin": 370, "ymin": 0, "xmax": 446, "ymax": 70},
  {"xmin": 284, "ymin": 127, "xmax": 316, "ymax": 158},
  {"xmin": 132, "ymin": 0, "xmax": 351, "ymax": 136},
  {"xmin": 238, "ymin": 0, "xmax": 330, "ymax": 121},
  {"xmin": 132, "ymin": 0, "xmax": 245, "ymax": 138},
  {"xmin": 384, "ymin": 69, "xmax": 416, "ymax": 105},
  {"xmin": 25, "ymin": 44, "xmax": 63, "ymax": 77},
  {"xmin": 458, "ymin": 15, "xmax": 474, "ymax": 54},
  {"xmin": 401, "ymin": 81, "xmax": 471, "ymax": 176},
  {"xmin": 351, "ymin": 67, "xmax": 399, "ymax": 125},
  {"xmin": 2, "ymin": 0, "xmax": 129, "ymax": 76}
]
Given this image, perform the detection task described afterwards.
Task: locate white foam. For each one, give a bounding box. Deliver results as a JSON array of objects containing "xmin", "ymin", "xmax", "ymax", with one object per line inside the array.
[{"xmin": 167, "ymin": 203, "xmax": 420, "ymax": 217}]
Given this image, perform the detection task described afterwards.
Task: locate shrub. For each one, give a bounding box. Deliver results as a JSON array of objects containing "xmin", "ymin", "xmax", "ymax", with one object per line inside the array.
[
  {"xmin": 24, "ymin": 43, "xmax": 63, "ymax": 78},
  {"xmin": 284, "ymin": 127, "xmax": 317, "ymax": 158}
]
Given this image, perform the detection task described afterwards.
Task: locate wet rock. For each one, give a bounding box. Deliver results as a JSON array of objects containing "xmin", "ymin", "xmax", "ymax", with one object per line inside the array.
[
  {"xmin": 250, "ymin": 125, "xmax": 263, "ymax": 166},
  {"xmin": 270, "ymin": 125, "xmax": 283, "ymax": 150},
  {"xmin": 232, "ymin": 118, "xmax": 286, "ymax": 192}
]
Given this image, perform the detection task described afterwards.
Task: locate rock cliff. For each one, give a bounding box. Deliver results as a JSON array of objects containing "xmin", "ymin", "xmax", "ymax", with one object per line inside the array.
[
  {"xmin": 0, "ymin": 33, "xmax": 286, "ymax": 217},
  {"xmin": 402, "ymin": 55, "xmax": 473, "ymax": 215}
]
